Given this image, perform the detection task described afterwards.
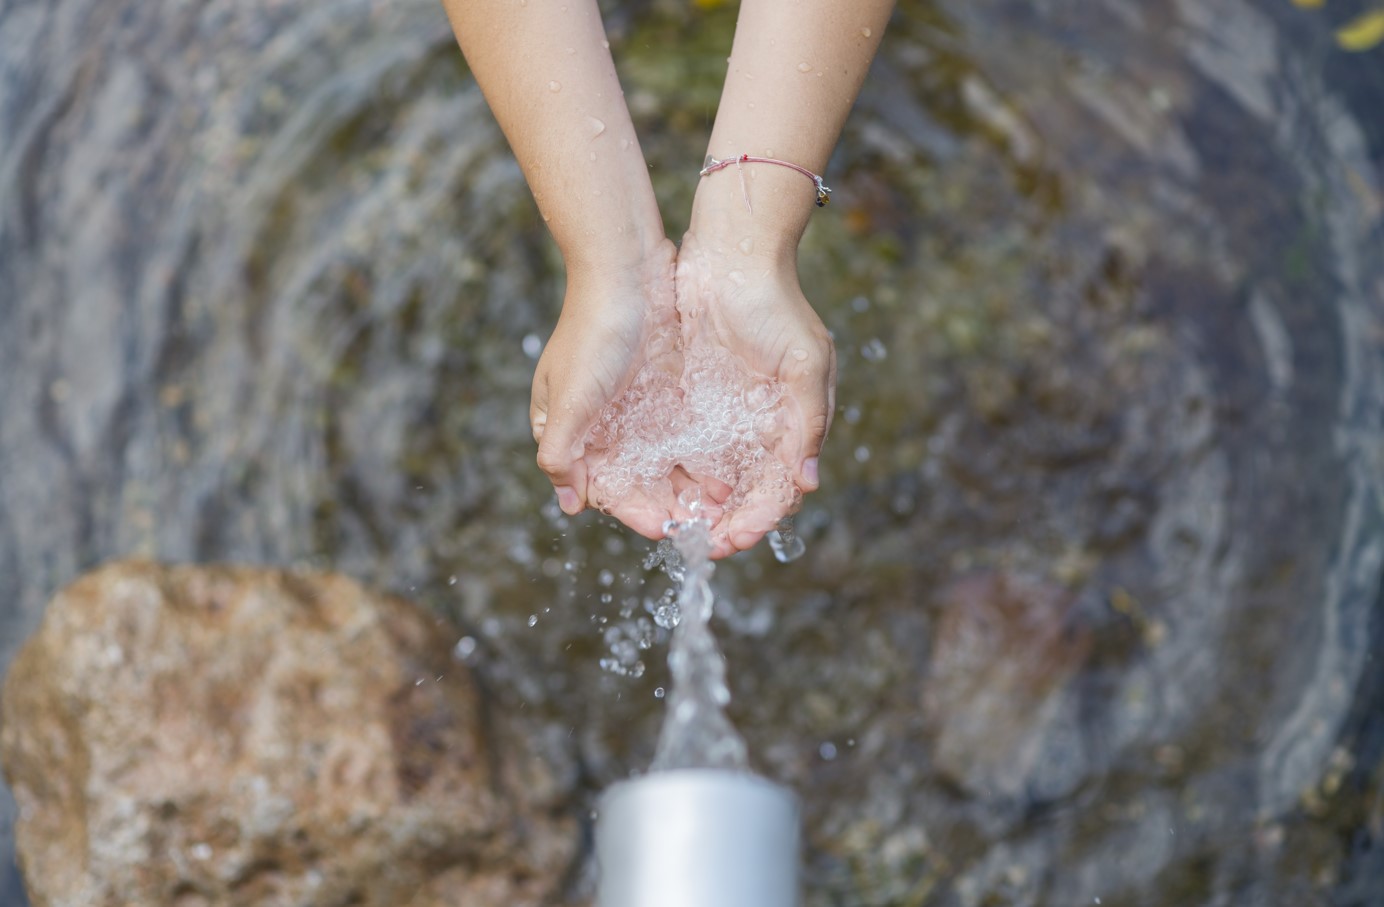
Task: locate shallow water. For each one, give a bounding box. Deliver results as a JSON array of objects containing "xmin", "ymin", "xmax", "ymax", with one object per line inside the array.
[{"xmin": 1, "ymin": 0, "xmax": 1382, "ymax": 903}]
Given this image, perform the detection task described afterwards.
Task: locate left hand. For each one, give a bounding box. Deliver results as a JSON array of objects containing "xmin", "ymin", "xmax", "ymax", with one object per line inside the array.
[{"xmin": 673, "ymin": 232, "xmax": 836, "ymax": 558}]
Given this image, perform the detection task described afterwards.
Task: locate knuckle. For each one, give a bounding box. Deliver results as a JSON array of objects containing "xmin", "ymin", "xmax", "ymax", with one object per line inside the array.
[{"xmin": 535, "ymin": 444, "xmax": 567, "ymax": 478}]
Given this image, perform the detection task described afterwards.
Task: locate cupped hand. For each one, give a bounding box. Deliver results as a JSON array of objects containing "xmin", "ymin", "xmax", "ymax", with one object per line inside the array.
[
  {"xmin": 530, "ymin": 239, "xmax": 689, "ymax": 539},
  {"xmin": 674, "ymin": 232, "xmax": 836, "ymax": 558}
]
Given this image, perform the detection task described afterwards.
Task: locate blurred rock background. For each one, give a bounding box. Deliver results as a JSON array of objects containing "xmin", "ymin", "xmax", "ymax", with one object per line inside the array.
[{"xmin": 0, "ymin": 0, "xmax": 1382, "ymax": 904}]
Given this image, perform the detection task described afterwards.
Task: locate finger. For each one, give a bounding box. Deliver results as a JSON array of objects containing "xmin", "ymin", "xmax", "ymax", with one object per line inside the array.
[
  {"xmin": 724, "ymin": 503, "xmax": 777, "ymax": 555},
  {"xmin": 782, "ymin": 341, "xmax": 835, "ymax": 492},
  {"xmin": 533, "ymin": 380, "xmax": 589, "ymax": 515},
  {"xmin": 683, "ymin": 470, "xmax": 734, "ymax": 506},
  {"xmin": 609, "ymin": 501, "xmax": 672, "ymax": 542}
]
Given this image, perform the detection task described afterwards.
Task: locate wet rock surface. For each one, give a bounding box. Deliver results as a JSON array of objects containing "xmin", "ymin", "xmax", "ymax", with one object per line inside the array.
[
  {"xmin": 0, "ymin": 0, "xmax": 1382, "ymax": 904},
  {"xmin": 0, "ymin": 562, "xmax": 575, "ymax": 907}
]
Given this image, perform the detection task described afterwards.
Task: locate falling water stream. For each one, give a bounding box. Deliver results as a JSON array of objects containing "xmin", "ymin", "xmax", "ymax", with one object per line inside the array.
[{"xmin": 649, "ymin": 517, "xmax": 749, "ymax": 772}]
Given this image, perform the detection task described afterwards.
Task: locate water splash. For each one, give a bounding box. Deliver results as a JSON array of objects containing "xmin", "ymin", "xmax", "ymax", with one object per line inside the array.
[{"xmin": 650, "ymin": 518, "xmax": 749, "ymax": 771}]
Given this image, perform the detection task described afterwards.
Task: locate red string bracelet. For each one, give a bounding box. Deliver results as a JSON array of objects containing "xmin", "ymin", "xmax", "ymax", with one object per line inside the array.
[{"xmin": 699, "ymin": 153, "xmax": 832, "ymax": 213}]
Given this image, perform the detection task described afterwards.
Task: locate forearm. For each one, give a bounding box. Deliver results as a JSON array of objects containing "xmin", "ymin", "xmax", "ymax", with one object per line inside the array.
[
  {"xmin": 440, "ymin": 0, "xmax": 665, "ymax": 278},
  {"xmin": 690, "ymin": 0, "xmax": 895, "ymax": 263}
]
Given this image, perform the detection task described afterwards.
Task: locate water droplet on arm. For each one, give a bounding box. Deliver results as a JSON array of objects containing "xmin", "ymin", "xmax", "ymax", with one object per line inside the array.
[
  {"xmin": 738, "ymin": 237, "xmax": 755, "ymax": 255},
  {"xmin": 797, "ymin": 62, "xmax": 812, "ymax": 72},
  {"xmin": 548, "ymin": 80, "xmax": 561, "ymax": 93},
  {"xmin": 861, "ymin": 26, "xmax": 872, "ymax": 37},
  {"xmin": 587, "ymin": 116, "xmax": 605, "ymax": 138}
]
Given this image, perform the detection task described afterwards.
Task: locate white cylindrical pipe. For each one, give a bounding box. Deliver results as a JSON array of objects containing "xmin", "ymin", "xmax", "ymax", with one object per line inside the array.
[{"xmin": 596, "ymin": 769, "xmax": 800, "ymax": 907}]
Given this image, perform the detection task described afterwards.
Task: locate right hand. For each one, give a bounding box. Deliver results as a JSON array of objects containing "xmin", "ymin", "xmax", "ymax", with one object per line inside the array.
[{"xmin": 530, "ymin": 239, "xmax": 687, "ymax": 539}]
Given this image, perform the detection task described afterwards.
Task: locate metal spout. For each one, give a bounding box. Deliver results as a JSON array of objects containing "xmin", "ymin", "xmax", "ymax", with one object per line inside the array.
[{"xmin": 596, "ymin": 769, "xmax": 800, "ymax": 907}]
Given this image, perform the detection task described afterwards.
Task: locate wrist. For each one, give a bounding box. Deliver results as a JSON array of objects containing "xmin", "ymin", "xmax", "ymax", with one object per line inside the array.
[
  {"xmin": 560, "ymin": 227, "xmax": 673, "ymax": 290},
  {"xmin": 686, "ymin": 162, "xmax": 814, "ymax": 269}
]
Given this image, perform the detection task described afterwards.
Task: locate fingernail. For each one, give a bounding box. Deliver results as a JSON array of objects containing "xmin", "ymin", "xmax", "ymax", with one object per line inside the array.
[
  {"xmin": 801, "ymin": 457, "xmax": 819, "ymax": 489},
  {"xmin": 556, "ymin": 486, "xmax": 581, "ymax": 515}
]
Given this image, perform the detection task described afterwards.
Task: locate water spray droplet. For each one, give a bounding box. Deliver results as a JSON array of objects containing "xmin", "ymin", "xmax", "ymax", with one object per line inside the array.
[
  {"xmin": 654, "ymin": 687, "xmax": 666, "ymax": 699},
  {"xmin": 527, "ymin": 614, "xmax": 539, "ymax": 628},
  {"xmin": 522, "ymin": 333, "xmax": 543, "ymax": 358},
  {"xmin": 768, "ymin": 517, "xmax": 806, "ymax": 563}
]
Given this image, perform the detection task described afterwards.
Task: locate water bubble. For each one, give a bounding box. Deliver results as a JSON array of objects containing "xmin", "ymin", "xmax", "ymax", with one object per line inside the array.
[
  {"xmin": 797, "ymin": 62, "xmax": 812, "ymax": 72},
  {"xmin": 587, "ymin": 116, "xmax": 606, "ymax": 138},
  {"xmin": 861, "ymin": 337, "xmax": 888, "ymax": 361},
  {"xmin": 819, "ymin": 741, "xmax": 838, "ymax": 760},
  {"xmin": 654, "ymin": 687, "xmax": 666, "ymax": 699},
  {"xmin": 527, "ymin": 614, "xmax": 539, "ymax": 628},
  {"xmin": 521, "ymin": 333, "xmax": 543, "ymax": 358},
  {"xmin": 548, "ymin": 80, "xmax": 561, "ymax": 93}
]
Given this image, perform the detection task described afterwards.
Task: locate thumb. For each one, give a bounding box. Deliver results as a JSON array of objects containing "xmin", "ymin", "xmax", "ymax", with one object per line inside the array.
[
  {"xmin": 783, "ymin": 340, "xmax": 836, "ymax": 492},
  {"xmin": 531, "ymin": 375, "xmax": 589, "ymax": 515}
]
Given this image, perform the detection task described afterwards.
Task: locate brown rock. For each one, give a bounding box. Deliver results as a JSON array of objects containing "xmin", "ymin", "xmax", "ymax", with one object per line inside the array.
[
  {"xmin": 0, "ymin": 562, "xmax": 576, "ymax": 907},
  {"xmin": 924, "ymin": 571, "xmax": 1092, "ymax": 802}
]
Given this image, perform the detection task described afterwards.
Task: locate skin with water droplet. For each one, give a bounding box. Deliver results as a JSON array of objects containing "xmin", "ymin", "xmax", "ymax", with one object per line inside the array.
[
  {"xmin": 738, "ymin": 237, "xmax": 755, "ymax": 255},
  {"xmin": 587, "ymin": 116, "xmax": 605, "ymax": 138},
  {"xmin": 797, "ymin": 62, "xmax": 812, "ymax": 72},
  {"xmin": 791, "ymin": 348, "xmax": 809, "ymax": 361},
  {"xmin": 861, "ymin": 26, "xmax": 872, "ymax": 37},
  {"xmin": 548, "ymin": 80, "xmax": 561, "ymax": 93}
]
